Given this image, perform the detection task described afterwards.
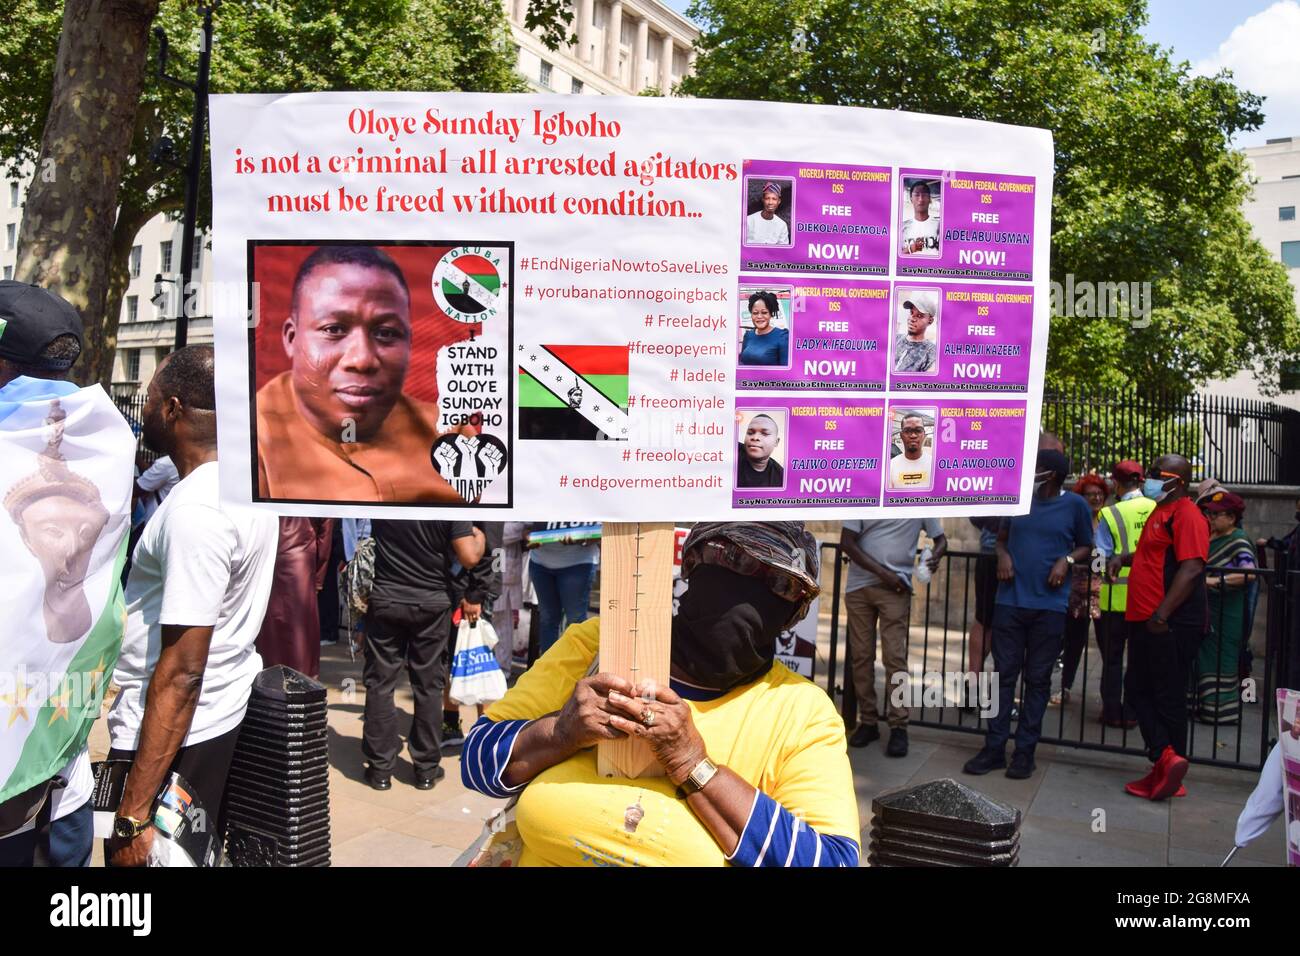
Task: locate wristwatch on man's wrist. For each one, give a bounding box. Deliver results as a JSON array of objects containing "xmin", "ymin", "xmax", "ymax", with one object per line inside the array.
[
  {"xmin": 1064, "ymin": 555, "xmax": 1076, "ymax": 567},
  {"xmin": 677, "ymin": 757, "xmax": 718, "ymax": 797},
  {"xmin": 112, "ymin": 814, "xmax": 150, "ymax": 840}
]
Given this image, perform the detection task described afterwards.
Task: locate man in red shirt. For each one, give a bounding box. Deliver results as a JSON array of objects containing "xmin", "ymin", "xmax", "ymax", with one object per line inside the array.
[{"xmin": 1110, "ymin": 454, "xmax": 1208, "ymax": 801}]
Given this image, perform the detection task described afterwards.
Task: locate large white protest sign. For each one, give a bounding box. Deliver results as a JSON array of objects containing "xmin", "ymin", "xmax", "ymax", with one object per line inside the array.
[{"xmin": 209, "ymin": 93, "xmax": 1052, "ymax": 519}]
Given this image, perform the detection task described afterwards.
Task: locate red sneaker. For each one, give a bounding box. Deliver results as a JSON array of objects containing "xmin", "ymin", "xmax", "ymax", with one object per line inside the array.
[
  {"xmin": 1148, "ymin": 746, "xmax": 1189, "ymax": 801},
  {"xmin": 1124, "ymin": 767, "xmax": 1158, "ymax": 798},
  {"xmin": 1172, "ymin": 785, "xmax": 1187, "ymax": 797}
]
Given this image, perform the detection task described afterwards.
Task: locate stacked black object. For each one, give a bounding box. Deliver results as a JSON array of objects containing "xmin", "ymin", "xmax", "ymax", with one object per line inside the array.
[
  {"xmin": 868, "ymin": 778, "xmax": 1019, "ymax": 867},
  {"xmin": 225, "ymin": 666, "xmax": 331, "ymax": 867}
]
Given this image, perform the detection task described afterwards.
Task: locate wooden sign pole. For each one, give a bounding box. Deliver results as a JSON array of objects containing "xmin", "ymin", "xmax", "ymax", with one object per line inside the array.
[{"xmin": 597, "ymin": 522, "xmax": 676, "ymax": 778}]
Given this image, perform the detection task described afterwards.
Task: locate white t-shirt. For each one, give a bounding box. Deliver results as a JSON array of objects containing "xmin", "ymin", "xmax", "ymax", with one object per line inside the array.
[
  {"xmin": 746, "ymin": 210, "xmax": 790, "ymax": 246},
  {"xmin": 135, "ymin": 455, "xmax": 180, "ymax": 529},
  {"xmin": 889, "ymin": 448, "xmax": 934, "ymax": 490},
  {"xmin": 108, "ymin": 461, "xmax": 279, "ymax": 750},
  {"xmin": 900, "ymin": 215, "xmax": 940, "ymax": 256}
]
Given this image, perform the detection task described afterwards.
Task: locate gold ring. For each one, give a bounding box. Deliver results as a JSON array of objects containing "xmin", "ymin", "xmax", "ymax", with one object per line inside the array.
[{"xmin": 641, "ymin": 709, "xmax": 656, "ymax": 727}]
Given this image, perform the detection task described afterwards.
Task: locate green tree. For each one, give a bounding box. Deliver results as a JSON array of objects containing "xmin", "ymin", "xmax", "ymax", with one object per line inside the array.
[
  {"xmin": 0, "ymin": 0, "xmax": 525, "ymax": 386},
  {"xmin": 682, "ymin": 0, "xmax": 1300, "ymax": 396}
]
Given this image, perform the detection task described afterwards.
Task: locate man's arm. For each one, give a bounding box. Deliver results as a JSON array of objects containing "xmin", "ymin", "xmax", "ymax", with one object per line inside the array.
[
  {"xmin": 839, "ymin": 527, "xmax": 906, "ymax": 592},
  {"xmin": 1154, "ymin": 557, "xmax": 1205, "ymax": 624},
  {"xmin": 110, "ymin": 623, "xmax": 213, "ymax": 866},
  {"xmin": 996, "ymin": 521, "xmax": 1014, "ymax": 580},
  {"xmin": 451, "ymin": 526, "xmax": 486, "ymax": 568}
]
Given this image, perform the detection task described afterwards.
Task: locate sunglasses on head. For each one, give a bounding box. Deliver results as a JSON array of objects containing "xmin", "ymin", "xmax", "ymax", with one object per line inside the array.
[
  {"xmin": 682, "ymin": 537, "xmax": 815, "ymax": 627},
  {"xmin": 1146, "ymin": 469, "xmax": 1182, "ymax": 483}
]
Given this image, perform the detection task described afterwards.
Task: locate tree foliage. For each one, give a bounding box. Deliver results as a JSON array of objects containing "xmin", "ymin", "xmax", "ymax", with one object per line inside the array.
[
  {"xmin": 681, "ymin": 0, "xmax": 1300, "ymax": 396},
  {"xmin": 0, "ymin": 0, "xmax": 525, "ymax": 385}
]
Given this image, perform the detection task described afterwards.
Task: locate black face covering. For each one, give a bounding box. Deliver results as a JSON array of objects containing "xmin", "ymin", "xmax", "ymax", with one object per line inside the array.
[{"xmin": 671, "ymin": 564, "xmax": 797, "ymax": 693}]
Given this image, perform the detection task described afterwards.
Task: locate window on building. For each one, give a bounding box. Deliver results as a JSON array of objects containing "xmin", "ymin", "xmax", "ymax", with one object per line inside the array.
[
  {"xmin": 2, "ymin": 266, "xmax": 11, "ymax": 281},
  {"xmin": 5, "ymin": 223, "xmax": 14, "ymax": 250},
  {"xmin": 572, "ymin": 77, "xmax": 584, "ymax": 94},
  {"xmin": 8, "ymin": 182, "xmax": 17, "ymax": 207},
  {"xmin": 621, "ymin": 19, "xmax": 633, "ymax": 45},
  {"xmin": 1283, "ymin": 241, "xmax": 1300, "ymax": 268},
  {"xmin": 129, "ymin": 245, "xmax": 142, "ymax": 278},
  {"xmin": 1282, "ymin": 206, "xmax": 1297, "ymax": 222},
  {"xmin": 192, "ymin": 237, "xmax": 202, "ymax": 271},
  {"xmin": 126, "ymin": 295, "xmax": 138, "ymax": 324},
  {"xmin": 125, "ymin": 349, "xmax": 140, "ymax": 382},
  {"xmin": 540, "ymin": 60, "xmax": 553, "ymax": 88},
  {"xmin": 160, "ymin": 240, "xmax": 173, "ymax": 274}
]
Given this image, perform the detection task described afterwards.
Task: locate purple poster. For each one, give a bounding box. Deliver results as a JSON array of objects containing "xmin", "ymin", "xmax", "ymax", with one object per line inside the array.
[
  {"xmin": 739, "ymin": 160, "xmax": 892, "ymax": 275},
  {"xmin": 733, "ymin": 398, "xmax": 886, "ymax": 508},
  {"xmin": 896, "ymin": 169, "xmax": 1036, "ymax": 280},
  {"xmin": 736, "ymin": 276, "xmax": 890, "ymax": 391},
  {"xmin": 882, "ymin": 400, "xmax": 1027, "ymax": 506},
  {"xmin": 888, "ymin": 282, "xmax": 1034, "ymax": 393}
]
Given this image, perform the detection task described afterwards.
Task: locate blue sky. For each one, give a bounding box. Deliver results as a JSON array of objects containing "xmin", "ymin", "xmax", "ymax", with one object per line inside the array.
[{"xmin": 663, "ymin": 0, "xmax": 1300, "ymax": 145}]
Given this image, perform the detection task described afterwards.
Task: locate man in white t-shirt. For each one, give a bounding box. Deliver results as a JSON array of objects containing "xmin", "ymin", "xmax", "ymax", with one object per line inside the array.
[
  {"xmin": 888, "ymin": 414, "xmax": 934, "ymax": 490},
  {"xmin": 106, "ymin": 346, "xmax": 278, "ymax": 867},
  {"xmin": 745, "ymin": 182, "xmax": 791, "ymax": 246},
  {"xmin": 133, "ymin": 454, "xmax": 179, "ymax": 528},
  {"xmin": 900, "ymin": 181, "xmax": 940, "ymax": 256}
]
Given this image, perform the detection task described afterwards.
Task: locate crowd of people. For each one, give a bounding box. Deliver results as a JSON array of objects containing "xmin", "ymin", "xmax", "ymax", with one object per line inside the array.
[{"xmin": 1, "ymin": 277, "xmax": 1294, "ymax": 867}]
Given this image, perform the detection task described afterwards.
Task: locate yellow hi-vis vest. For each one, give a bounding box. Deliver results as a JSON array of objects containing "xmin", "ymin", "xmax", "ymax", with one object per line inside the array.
[{"xmin": 1098, "ymin": 495, "xmax": 1157, "ymax": 613}]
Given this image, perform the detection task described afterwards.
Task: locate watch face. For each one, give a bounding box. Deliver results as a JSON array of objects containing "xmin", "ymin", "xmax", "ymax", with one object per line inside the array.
[{"xmin": 114, "ymin": 816, "xmax": 142, "ymax": 839}]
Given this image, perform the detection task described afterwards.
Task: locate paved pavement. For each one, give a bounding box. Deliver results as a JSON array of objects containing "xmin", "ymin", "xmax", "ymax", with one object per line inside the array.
[{"xmin": 88, "ymin": 636, "xmax": 1283, "ymax": 867}]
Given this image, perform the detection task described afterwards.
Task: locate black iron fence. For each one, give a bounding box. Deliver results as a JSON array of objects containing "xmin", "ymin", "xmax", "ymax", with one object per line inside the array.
[
  {"xmin": 1042, "ymin": 387, "xmax": 1300, "ymax": 486},
  {"xmin": 109, "ymin": 386, "xmax": 159, "ymax": 466},
  {"xmin": 819, "ymin": 542, "xmax": 1300, "ymax": 772}
]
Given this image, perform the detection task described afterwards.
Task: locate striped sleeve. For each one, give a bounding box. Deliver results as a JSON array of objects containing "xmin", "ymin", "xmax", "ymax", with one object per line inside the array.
[
  {"xmin": 460, "ymin": 715, "xmax": 532, "ymax": 798},
  {"xmin": 725, "ymin": 791, "xmax": 860, "ymax": 868}
]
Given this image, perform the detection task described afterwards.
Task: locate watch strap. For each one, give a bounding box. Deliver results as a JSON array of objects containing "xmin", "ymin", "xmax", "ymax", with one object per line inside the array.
[{"xmin": 676, "ymin": 757, "xmax": 718, "ymax": 797}]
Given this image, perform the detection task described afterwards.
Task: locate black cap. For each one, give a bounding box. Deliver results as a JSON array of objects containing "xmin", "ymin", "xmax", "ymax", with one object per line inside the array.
[
  {"xmin": 0, "ymin": 281, "xmax": 83, "ymax": 371},
  {"xmin": 1036, "ymin": 448, "xmax": 1070, "ymax": 481}
]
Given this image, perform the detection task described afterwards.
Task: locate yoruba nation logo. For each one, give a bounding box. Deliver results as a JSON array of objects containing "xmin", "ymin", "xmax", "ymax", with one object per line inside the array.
[{"xmin": 432, "ymin": 246, "xmax": 505, "ymax": 324}]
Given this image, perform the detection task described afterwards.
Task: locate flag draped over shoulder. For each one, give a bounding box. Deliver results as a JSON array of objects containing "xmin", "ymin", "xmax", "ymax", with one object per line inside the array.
[{"xmin": 0, "ymin": 379, "xmax": 134, "ymax": 804}]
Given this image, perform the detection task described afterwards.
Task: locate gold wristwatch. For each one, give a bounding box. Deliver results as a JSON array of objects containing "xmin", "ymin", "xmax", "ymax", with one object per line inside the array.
[
  {"xmin": 678, "ymin": 757, "xmax": 718, "ymax": 796},
  {"xmin": 113, "ymin": 814, "xmax": 150, "ymax": 840}
]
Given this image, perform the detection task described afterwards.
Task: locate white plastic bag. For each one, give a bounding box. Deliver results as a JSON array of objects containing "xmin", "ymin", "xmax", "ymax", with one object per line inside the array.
[{"xmin": 449, "ymin": 618, "xmax": 508, "ymax": 706}]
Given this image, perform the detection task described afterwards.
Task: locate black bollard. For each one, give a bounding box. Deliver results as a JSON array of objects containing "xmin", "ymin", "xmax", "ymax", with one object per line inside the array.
[
  {"xmin": 868, "ymin": 778, "xmax": 1020, "ymax": 867},
  {"xmin": 224, "ymin": 666, "xmax": 331, "ymax": 866}
]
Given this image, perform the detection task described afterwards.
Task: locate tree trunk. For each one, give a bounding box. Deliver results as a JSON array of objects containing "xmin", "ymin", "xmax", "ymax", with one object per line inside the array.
[
  {"xmin": 13, "ymin": 0, "xmax": 162, "ymax": 388},
  {"xmin": 101, "ymin": 199, "xmax": 161, "ymax": 387}
]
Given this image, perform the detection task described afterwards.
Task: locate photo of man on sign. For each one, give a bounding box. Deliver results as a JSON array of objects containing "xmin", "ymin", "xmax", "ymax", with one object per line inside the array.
[{"xmin": 252, "ymin": 241, "xmax": 511, "ymax": 505}]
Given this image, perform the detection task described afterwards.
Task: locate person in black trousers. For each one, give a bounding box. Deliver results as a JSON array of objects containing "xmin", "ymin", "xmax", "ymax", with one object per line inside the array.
[
  {"xmin": 442, "ymin": 522, "xmax": 504, "ymax": 746},
  {"xmin": 362, "ymin": 521, "xmax": 484, "ymax": 791},
  {"xmin": 1112, "ymin": 455, "xmax": 1208, "ymax": 802}
]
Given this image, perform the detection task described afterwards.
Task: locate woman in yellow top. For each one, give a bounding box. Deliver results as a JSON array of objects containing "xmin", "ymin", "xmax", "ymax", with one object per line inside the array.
[{"xmin": 460, "ymin": 522, "xmax": 860, "ymax": 867}]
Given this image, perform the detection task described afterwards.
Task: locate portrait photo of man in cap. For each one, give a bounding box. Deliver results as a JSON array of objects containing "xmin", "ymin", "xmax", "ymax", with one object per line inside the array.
[
  {"xmin": 744, "ymin": 178, "xmax": 793, "ymax": 247},
  {"xmin": 893, "ymin": 289, "xmax": 939, "ymax": 375}
]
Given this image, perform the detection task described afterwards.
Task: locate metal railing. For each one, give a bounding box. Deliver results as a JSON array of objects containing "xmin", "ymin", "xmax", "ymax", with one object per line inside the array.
[
  {"xmin": 109, "ymin": 387, "xmax": 160, "ymax": 465},
  {"xmin": 819, "ymin": 542, "xmax": 1298, "ymax": 772},
  {"xmin": 1042, "ymin": 388, "xmax": 1300, "ymax": 486}
]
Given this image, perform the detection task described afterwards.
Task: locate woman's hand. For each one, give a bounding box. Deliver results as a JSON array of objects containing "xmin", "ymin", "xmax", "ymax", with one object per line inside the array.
[
  {"xmin": 551, "ymin": 673, "xmax": 634, "ymax": 754},
  {"xmin": 605, "ymin": 681, "xmax": 708, "ymax": 785}
]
